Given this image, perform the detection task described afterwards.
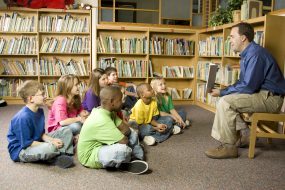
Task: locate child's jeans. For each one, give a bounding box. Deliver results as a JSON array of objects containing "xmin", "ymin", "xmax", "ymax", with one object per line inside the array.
[
  {"xmin": 64, "ymin": 122, "xmax": 82, "ymax": 135},
  {"xmin": 131, "ymin": 116, "xmax": 174, "ymax": 143},
  {"xmin": 19, "ymin": 127, "xmax": 74, "ymax": 162},
  {"xmin": 177, "ymin": 109, "xmax": 187, "ymax": 122},
  {"xmin": 97, "ymin": 128, "xmax": 144, "ymax": 168}
]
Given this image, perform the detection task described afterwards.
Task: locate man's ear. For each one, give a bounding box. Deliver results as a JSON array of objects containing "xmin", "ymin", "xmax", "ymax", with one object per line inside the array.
[{"xmin": 241, "ymin": 35, "xmax": 247, "ymax": 42}]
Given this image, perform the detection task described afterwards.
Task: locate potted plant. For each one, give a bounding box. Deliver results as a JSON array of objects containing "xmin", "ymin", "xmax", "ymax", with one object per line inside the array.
[
  {"xmin": 227, "ymin": 0, "xmax": 243, "ymax": 11},
  {"xmin": 208, "ymin": 0, "xmax": 243, "ymax": 26},
  {"xmin": 208, "ymin": 7, "xmax": 232, "ymax": 27},
  {"xmin": 228, "ymin": 0, "xmax": 243, "ymax": 22}
]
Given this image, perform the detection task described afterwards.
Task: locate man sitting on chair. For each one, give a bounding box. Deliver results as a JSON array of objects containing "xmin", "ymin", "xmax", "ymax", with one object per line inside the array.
[{"xmin": 205, "ymin": 22, "xmax": 285, "ymax": 159}]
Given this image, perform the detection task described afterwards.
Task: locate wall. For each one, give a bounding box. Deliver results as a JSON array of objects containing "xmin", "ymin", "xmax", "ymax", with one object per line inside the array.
[
  {"xmin": 275, "ymin": 0, "xmax": 285, "ymax": 10},
  {"xmin": 161, "ymin": 0, "xmax": 191, "ymax": 19}
]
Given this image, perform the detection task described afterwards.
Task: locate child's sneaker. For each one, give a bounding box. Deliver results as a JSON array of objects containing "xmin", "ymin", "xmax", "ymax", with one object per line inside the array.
[
  {"xmin": 185, "ymin": 119, "xmax": 192, "ymax": 128},
  {"xmin": 53, "ymin": 155, "xmax": 74, "ymax": 169},
  {"xmin": 143, "ymin": 136, "xmax": 156, "ymax": 146},
  {"xmin": 172, "ymin": 125, "xmax": 181, "ymax": 135},
  {"xmin": 118, "ymin": 160, "xmax": 148, "ymax": 175}
]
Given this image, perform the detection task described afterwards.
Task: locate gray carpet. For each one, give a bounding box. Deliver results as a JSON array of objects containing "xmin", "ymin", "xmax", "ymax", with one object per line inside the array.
[{"xmin": 0, "ymin": 105, "xmax": 285, "ymax": 190}]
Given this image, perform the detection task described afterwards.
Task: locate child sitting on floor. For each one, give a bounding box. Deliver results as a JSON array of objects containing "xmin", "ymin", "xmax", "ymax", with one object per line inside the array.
[
  {"xmin": 7, "ymin": 80, "xmax": 74, "ymax": 169},
  {"xmin": 128, "ymin": 83, "xmax": 180, "ymax": 146},
  {"xmin": 105, "ymin": 66, "xmax": 138, "ymax": 111},
  {"xmin": 47, "ymin": 74, "xmax": 89, "ymax": 142},
  {"xmin": 82, "ymin": 68, "xmax": 108, "ymax": 113},
  {"xmin": 77, "ymin": 85, "xmax": 148, "ymax": 175},
  {"xmin": 150, "ymin": 77, "xmax": 191, "ymax": 129}
]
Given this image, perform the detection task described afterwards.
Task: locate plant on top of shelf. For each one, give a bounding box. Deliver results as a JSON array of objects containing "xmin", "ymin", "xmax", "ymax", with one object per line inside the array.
[
  {"xmin": 208, "ymin": 7, "xmax": 232, "ymax": 27},
  {"xmin": 227, "ymin": 0, "xmax": 243, "ymax": 11},
  {"xmin": 208, "ymin": 0, "xmax": 243, "ymax": 27}
]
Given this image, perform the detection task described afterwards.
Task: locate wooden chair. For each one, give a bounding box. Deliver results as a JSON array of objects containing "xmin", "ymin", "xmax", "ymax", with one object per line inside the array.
[{"xmin": 245, "ymin": 99, "xmax": 285, "ymax": 158}]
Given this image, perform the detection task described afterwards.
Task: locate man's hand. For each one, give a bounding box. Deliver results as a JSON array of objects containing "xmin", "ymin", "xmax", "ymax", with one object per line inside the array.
[
  {"xmin": 51, "ymin": 138, "xmax": 64, "ymax": 149},
  {"xmin": 210, "ymin": 89, "xmax": 221, "ymax": 97}
]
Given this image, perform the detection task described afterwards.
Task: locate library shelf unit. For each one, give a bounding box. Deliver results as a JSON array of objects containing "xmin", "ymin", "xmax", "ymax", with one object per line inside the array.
[
  {"xmin": 196, "ymin": 14, "xmax": 285, "ymax": 112},
  {"xmin": 94, "ymin": 24, "xmax": 197, "ymax": 105},
  {"xmin": 0, "ymin": 8, "xmax": 91, "ymax": 104}
]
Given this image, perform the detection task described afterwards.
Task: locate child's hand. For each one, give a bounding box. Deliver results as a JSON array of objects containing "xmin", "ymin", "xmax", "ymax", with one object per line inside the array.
[
  {"xmin": 80, "ymin": 110, "xmax": 89, "ymax": 117},
  {"xmin": 155, "ymin": 123, "xmax": 167, "ymax": 133},
  {"xmin": 176, "ymin": 118, "xmax": 186, "ymax": 129},
  {"xmin": 51, "ymin": 138, "xmax": 64, "ymax": 149}
]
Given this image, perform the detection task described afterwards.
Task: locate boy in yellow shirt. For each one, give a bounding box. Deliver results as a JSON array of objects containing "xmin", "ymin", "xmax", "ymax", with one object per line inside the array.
[{"xmin": 129, "ymin": 83, "xmax": 180, "ymax": 146}]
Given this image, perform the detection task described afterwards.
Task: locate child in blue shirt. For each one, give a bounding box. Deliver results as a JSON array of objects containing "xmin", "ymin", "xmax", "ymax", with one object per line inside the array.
[{"xmin": 7, "ymin": 80, "xmax": 74, "ymax": 168}]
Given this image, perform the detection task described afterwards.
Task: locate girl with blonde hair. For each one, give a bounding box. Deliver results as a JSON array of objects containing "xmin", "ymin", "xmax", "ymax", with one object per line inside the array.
[{"xmin": 150, "ymin": 77, "xmax": 190, "ymax": 129}]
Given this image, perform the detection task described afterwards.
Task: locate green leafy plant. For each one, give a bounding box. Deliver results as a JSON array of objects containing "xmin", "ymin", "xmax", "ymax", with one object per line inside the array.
[
  {"xmin": 227, "ymin": 0, "xmax": 243, "ymax": 11},
  {"xmin": 208, "ymin": 7, "xmax": 233, "ymax": 27},
  {"xmin": 208, "ymin": 0, "xmax": 243, "ymax": 27}
]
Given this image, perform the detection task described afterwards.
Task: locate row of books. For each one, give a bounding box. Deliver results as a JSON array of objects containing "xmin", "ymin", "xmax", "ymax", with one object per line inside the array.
[
  {"xmin": 98, "ymin": 57, "xmax": 147, "ymax": 77},
  {"xmin": 97, "ymin": 35, "xmax": 148, "ymax": 54},
  {"xmin": 224, "ymin": 36, "xmax": 239, "ymax": 57},
  {"xmin": 198, "ymin": 36, "xmax": 223, "ymax": 56},
  {"xmin": 1, "ymin": 59, "xmax": 38, "ymax": 76},
  {"xmin": 40, "ymin": 36, "xmax": 90, "ymax": 53},
  {"xmin": 0, "ymin": 36, "xmax": 37, "ymax": 55},
  {"xmin": 42, "ymin": 81, "xmax": 87, "ymax": 98},
  {"xmin": 167, "ymin": 87, "xmax": 192, "ymax": 100},
  {"xmin": 161, "ymin": 66, "xmax": 194, "ymax": 78},
  {"xmin": 149, "ymin": 37, "xmax": 195, "ymax": 56},
  {"xmin": 40, "ymin": 58, "xmax": 89, "ymax": 76},
  {"xmin": 196, "ymin": 83, "xmax": 219, "ymax": 107},
  {"xmin": 253, "ymin": 31, "xmax": 264, "ymax": 47},
  {"xmin": 0, "ymin": 12, "xmax": 35, "ymax": 32},
  {"xmin": 215, "ymin": 64, "xmax": 240, "ymax": 86},
  {"xmin": 197, "ymin": 61, "xmax": 219, "ymax": 81},
  {"xmin": 0, "ymin": 79, "xmax": 87, "ymax": 98},
  {"xmin": 39, "ymin": 14, "xmax": 89, "ymax": 33}
]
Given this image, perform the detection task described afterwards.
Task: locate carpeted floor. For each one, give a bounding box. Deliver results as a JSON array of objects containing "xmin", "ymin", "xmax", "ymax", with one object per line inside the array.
[{"xmin": 0, "ymin": 105, "xmax": 285, "ymax": 190}]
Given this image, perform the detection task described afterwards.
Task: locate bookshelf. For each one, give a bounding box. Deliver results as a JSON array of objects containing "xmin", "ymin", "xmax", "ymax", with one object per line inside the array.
[
  {"xmin": 95, "ymin": 24, "xmax": 197, "ymax": 104},
  {"xmin": 196, "ymin": 14, "xmax": 285, "ymax": 112},
  {"xmin": 0, "ymin": 8, "xmax": 91, "ymax": 104}
]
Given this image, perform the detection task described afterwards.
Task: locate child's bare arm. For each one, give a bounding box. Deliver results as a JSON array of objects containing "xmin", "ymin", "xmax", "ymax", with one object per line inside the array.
[
  {"xmin": 124, "ymin": 90, "xmax": 138, "ymax": 98},
  {"xmin": 170, "ymin": 109, "xmax": 185, "ymax": 128},
  {"xmin": 42, "ymin": 134, "xmax": 64, "ymax": 149},
  {"xmin": 160, "ymin": 111, "xmax": 174, "ymax": 119},
  {"xmin": 117, "ymin": 136, "xmax": 129, "ymax": 144},
  {"xmin": 117, "ymin": 121, "xmax": 131, "ymax": 136}
]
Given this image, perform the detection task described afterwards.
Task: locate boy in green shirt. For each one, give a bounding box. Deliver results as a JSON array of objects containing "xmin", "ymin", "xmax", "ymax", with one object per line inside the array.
[{"xmin": 77, "ymin": 85, "xmax": 148, "ymax": 174}]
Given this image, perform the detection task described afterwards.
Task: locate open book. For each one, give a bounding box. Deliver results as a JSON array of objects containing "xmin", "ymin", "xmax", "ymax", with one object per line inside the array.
[{"xmin": 206, "ymin": 64, "xmax": 218, "ymax": 93}]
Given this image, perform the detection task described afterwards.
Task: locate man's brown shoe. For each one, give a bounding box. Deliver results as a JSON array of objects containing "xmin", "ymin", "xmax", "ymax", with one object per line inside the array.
[{"xmin": 205, "ymin": 144, "xmax": 238, "ymax": 159}]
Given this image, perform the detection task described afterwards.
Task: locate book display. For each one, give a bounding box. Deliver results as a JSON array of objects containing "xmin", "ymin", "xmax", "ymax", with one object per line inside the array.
[
  {"xmin": 0, "ymin": 8, "xmax": 91, "ymax": 103},
  {"xmin": 95, "ymin": 25, "xmax": 196, "ymax": 104},
  {"xmin": 148, "ymin": 28, "xmax": 196, "ymax": 103},
  {"xmin": 196, "ymin": 15, "xmax": 285, "ymax": 112}
]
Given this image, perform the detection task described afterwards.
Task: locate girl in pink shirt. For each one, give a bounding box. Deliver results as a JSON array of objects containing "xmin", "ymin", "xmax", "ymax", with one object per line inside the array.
[{"xmin": 47, "ymin": 74, "xmax": 89, "ymax": 135}]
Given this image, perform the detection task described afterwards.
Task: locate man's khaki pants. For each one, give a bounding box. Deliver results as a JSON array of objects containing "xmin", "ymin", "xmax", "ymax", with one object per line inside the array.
[{"xmin": 211, "ymin": 90, "xmax": 284, "ymax": 145}]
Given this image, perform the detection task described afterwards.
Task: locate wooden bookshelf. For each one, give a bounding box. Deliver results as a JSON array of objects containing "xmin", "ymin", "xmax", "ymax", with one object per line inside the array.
[
  {"xmin": 0, "ymin": 8, "xmax": 91, "ymax": 104},
  {"xmin": 196, "ymin": 15, "xmax": 285, "ymax": 112},
  {"xmin": 95, "ymin": 24, "xmax": 197, "ymax": 104}
]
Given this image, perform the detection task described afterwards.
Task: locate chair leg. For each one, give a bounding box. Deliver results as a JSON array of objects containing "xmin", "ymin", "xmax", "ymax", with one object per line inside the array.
[{"xmin": 248, "ymin": 122, "xmax": 258, "ymax": 159}]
